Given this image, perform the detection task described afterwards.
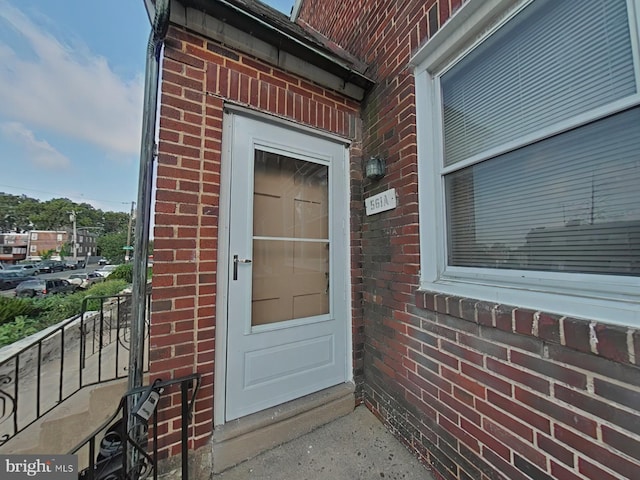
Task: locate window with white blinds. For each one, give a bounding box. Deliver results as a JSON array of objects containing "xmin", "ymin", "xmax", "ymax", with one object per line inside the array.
[
  {"xmin": 441, "ymin": 0, "xmax": 636, "ymax": 167},
  {"xmin": 413, "ymin": 0, "xmax": 640, "ymax": 322},
  {"xmin": 438, "ymin": 0, "xmax": 640, "ymax": 277},
  {"xmin": 446, "ymin": 107, "xmax": 640, "ymax": 275}
]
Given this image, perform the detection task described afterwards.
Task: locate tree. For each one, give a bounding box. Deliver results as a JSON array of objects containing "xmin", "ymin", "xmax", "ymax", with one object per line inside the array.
[
  {"xmin": 30, "ymin": 198, "xmax": 77, "ymax": 230},
  {"xmin": 0, "ymin": 193, "xmax": 38, "ymax": 232},
  {"xmin": 102, "ymin": 211, "xmax": 130, "ymax": 235},
  {"xmin": 97, "ymin": 232, "xmax": 128, "ymax": 264},
  {"xmin": 0, "ymin": 193, "xmax": 133, "ymax": 238}
]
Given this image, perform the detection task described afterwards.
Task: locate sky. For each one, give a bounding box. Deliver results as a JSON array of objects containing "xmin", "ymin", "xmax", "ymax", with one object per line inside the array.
[{"xmin": 0, "ymin": 0, "xmax": 295, "ymax": 213}]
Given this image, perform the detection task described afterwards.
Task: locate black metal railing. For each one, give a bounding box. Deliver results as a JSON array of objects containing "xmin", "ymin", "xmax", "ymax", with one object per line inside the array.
[
  {"xmin": 0, "ymin": 291, "xmax": 150, "ymax": 447},
  {"xmin": 70, "ymin": 374, "xmax": 201, "ymax": 480}
]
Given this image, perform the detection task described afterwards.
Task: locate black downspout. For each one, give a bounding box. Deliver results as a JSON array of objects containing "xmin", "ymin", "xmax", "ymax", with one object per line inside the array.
[
  {"xmin": 127, "ymin": 0, "xmax": 169, "ymax": 476},
  {"xmin": 129, "ymin": 0, "xmax": 170, "ymax": 391}
]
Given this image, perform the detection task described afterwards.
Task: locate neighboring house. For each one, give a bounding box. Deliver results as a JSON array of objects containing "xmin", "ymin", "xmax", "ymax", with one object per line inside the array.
[
  {"xmin": 73, "ymin": 229, "xmax": 99, "ymax": 259},
  {"xmin": 26, "ymin": 230, "xmax": 67, "ymax": 260},
  {"xmin": 0, "ymin": 233, "xmax": 28, "ymax": 264},
  {"xmin": 146, "ymin": 0, "xmax": 640, "ymax": 479},
  {"xmin": 25, "ymin": 230, "xmax": 98, "ymax": 260}
]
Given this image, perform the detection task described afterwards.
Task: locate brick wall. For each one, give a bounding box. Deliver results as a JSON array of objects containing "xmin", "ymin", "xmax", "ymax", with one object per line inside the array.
[
  {"xmin": 298, "ymin": 1, "xmax": 640, "ymax": 479},
  {"xmin": 152, "ymin": 24, "xmax": 363, "ymax": 457},
  {"xmin": 366, "ymin": 294, "xmax": 640, "ymax": 480}
]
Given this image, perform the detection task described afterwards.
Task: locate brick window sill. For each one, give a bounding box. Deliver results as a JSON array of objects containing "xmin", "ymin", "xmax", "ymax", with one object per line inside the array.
[{"xmin": 415, "ymin": 290, "xmax": 640, "ymax": 368}]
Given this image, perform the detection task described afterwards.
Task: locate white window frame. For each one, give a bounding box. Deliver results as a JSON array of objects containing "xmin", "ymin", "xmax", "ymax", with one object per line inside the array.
[{"xmin": 412, "ymin": 0, "xmax": 640, "ymax": 326}]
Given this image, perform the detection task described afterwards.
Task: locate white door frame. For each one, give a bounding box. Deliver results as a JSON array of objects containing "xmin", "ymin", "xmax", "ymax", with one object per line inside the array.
[{"xmin": 214, "ymin": 105, "xmax": 353, "ymax": 426}]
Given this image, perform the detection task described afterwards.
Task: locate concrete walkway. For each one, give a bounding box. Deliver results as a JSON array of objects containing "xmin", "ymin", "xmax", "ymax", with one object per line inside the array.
[{"xmin": 214, "ymin": 405, "xmax": 435, "ymax": 480}]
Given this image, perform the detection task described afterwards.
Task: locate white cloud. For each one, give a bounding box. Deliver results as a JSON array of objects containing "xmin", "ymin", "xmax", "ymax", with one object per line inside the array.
[
  {"xmin": 0, "ymin": 2, "xmax": 144, "ymax": 156},
  {"xmin": 1, "ymin": 121, "xmax": 71, "ymax": 169}
]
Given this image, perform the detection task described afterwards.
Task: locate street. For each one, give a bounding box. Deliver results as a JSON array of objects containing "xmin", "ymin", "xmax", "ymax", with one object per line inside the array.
[{"xmin": 0, "ymin": 264, "xmax": 101, "ymax": 297}]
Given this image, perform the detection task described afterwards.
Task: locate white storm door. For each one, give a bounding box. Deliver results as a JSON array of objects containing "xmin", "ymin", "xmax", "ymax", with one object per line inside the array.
[{"xmin": 225, "ymin": 113, "xmax": 349, "ymax": 421}]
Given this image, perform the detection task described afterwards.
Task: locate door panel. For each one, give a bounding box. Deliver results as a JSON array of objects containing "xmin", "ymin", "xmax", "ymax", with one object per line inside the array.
[
  {"xmin": 225, "ymin": 113, "xmax": 349, "ymax": 420},
  {"xmin": 244, "ymin": 335, "xmax": 335, "ymax": 387}
]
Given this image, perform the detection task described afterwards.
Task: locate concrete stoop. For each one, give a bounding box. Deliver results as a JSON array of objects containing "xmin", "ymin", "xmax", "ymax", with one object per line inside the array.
[
  {"xmin": 211, "ymin": 383, "xmax": 356, "ymax": 474},
  {"xmin": 158, "ymin": 388, "xmax": 434, "ymax": 480},
  {"xmin": 157, "ymin": 383, "xmax": 356, "ymax": 480},
  {"xmin": 0, "ymin": 378, "xmax": 128, "ymax": 455}
]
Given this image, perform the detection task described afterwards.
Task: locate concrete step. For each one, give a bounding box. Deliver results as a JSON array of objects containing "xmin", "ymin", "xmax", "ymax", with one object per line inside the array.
[
  {"xmin": 211, "ymin": 382, "xmax": 356, "ymax": 474},
  {"xmin": 0, "ymin": 378, "xmax": 127, "ymax": 455},
  {"xmin": 40, "ymin": 379, "xmax": 128, "ymax": 453}
]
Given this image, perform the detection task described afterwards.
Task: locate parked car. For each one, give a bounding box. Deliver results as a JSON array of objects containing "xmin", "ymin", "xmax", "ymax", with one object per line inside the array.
[
  {"xmin": 68, "ymin": 272, "xmax": 104, "ymax": 289},
  {"xmin": 15, "ymin": 278, "xmax": 77, "ymax": 298},
  {"xmin": 97, "ymin": 258, "xmax": 109, "ymax": 266},
  {"xmin": 0, "ymin": 272, "xmax": 31, "ymax": 290},
  {"xmin": 94, "ymin": 265, "xmax": 119, "ymax": 278},
  {"xmin": 64, "ymin": 259, "xmax": 86, "ymax": 270},
  {"xmin": 2, "ymin": 264, "xmax": 39, "ymax": 276},
  {"xmin": 36, "ymin": 260, "xmax": 65, "ymax": 273}
]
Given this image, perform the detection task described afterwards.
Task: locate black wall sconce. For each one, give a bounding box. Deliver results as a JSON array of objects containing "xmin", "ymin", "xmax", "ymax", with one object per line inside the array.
[{"xmin": 365, "ymin": 156, "xmax": 386, "ymax": 180}]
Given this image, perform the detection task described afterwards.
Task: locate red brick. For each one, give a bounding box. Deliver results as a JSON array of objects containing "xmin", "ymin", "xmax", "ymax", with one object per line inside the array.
[
  {"xmin": 482, "ymin": 447, "xmax": 530, "ymax": 480},
  {"xmin": 555, "ymin": 425, "xmax": 640, "ymax": 479},
  {"xmin": 602, "ymin": 425, "xmax": 640, "ymax": 461},
  {"xmin": 164, "ymin": 48, "xmax": 205, "ymax": 69},
  {"xmin": 487, "ymin": 390, "xmax": 550, "ymax": 434},
  {"xmin": 476, "ymin": 302, "xmax": 493, "ymax": 327},
  {"xmin": 441, "ymin": 366, "xmax": 484, "ymax": 399},
  {"xmin": 515, "ymin": 387, "xmax": 597, "ymax": 437},
  {"xmin": 163, "ymin": 70, "xmax": 203, "ymax": 91},
  {"xmin": 460, "ymin": 418, "xmax": 508, "ymax": 458},
  {"xmin": 510, "ymin": 351, "xmax": 587, "ymax": 389},
  {"xmin": 493, "ymin": 305, "xmax": 512, "ymax": 331},
  {"xmin": 440, "ymin": 340, "xmax": 483, "ymax": 366},
  {"xmin": 439, "ymin": 416, "xmax": 480, "ymax": 452},
  {"xmin": 594, "ymin": 377, "xmax": 640, "ymax": 411},
  {"xmin": 513, "ymin": 308, "xmax": 536, "ymax": 335},
  {"xmin": 554, "ymin": 384, "xmax": 640, "ymax": 436},
  {"xmin": 459, "ymin": 334, "xmax": 507, "ymax": 361},
  {"xmin": 160, "ymin": 142, "xmax": 201, "ymax": 159},
  {"xmin": 486, "ymin": 357, "xmax": 549, "ymax": 394},
  {"xmin": 537, "ymin": 312, "xmax": 562, "ymax": 344},
  {"xmin": 476, "ymin": 399, "xmax": 534, "ymax": 442},
  {"xmin": 483, "ymin": 419, "xmax": 546, "ymax": 469},
  {"xmin": 562, "ymin": 317, "xmax": 592, "ymax": 354},
  {"xmin": 169, "ymin": 28, "xmax": 204, "ymax": 48},
  {"xmin": 150, "ymin": 346, "xmax": 172, "ymax": 361},
  {"xmin": 578, "ymin": 458, "xmax": 623, "ymax": 480},
  {"xmin": 461, "ymin": 363, "xmax": 511, "ymax": 396},
  {"xmin": 550, "ymin": 462, "xmax": 582, "ymax": 480},
  {"xmin": 537, "ymin": 433, "xmax": 574, "ymax": 467},
  {"xmin": 595, "ymin": 323, "xmax": 630, "ymax": 364}
]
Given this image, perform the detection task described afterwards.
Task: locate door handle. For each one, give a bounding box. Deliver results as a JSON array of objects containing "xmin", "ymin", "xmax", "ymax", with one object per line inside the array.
[{"xmin": 233, "ymin": 255, "xmax": 252, "ymax": 280}]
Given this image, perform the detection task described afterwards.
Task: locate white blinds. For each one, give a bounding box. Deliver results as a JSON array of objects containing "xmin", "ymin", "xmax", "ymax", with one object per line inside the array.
[
  {"xmin": 441, "ymin": 0, "xmax": 636, "ymax": 167},
  {"xmin": 446, "ymin": 107, "xmax": 640, "ymax": 276}
]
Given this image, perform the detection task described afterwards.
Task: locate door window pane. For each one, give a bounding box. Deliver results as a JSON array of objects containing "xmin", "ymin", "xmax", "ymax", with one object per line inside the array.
[{"xmin": 252, "ymin": 151, "xmax": 329, "ymax": 325}]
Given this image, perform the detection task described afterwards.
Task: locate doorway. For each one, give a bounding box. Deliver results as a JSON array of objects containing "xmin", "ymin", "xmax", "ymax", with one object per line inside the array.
[{"xmin": 222, "ymin": 111, "xmax": 350, "ymax": 421}]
